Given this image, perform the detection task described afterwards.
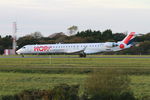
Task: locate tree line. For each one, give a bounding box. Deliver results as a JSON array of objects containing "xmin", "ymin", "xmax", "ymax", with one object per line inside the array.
[{"xmin": 0, "ymin": 29, "xmax": 150, "ymax": 55}]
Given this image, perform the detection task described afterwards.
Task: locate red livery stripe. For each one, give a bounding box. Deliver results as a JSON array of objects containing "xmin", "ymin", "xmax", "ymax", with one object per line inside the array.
[{"xmin": 123, "ymin": 32, "xmax": 135, "ymax": 44}]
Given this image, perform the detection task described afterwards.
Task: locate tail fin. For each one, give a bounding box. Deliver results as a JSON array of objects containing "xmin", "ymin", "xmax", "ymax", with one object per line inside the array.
[{"xmin": 122, "ymin": 32, "xmax": 135, "ymax": 45}]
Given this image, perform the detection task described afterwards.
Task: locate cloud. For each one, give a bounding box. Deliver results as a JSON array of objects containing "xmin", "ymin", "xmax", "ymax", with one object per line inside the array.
[
  {"xmin": 0, "ymin": 0, "xmax": 149, "ymax": 37},
  {"xmin": 81, "ymin": 0, "xmax": 150, "ymax": 9},
  {"xmin": 1, "ymin": 0, "xmax": 150, "ymax": 10}
]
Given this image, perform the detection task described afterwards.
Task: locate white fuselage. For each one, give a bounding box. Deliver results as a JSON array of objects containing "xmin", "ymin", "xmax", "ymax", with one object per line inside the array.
[
  {"xmin": 16, "ymin": 42, "xmax": 130, "ymax": 55},
  {"xmin": 16, "ymin": 32, "xmax": 136, "ymax": 56}
]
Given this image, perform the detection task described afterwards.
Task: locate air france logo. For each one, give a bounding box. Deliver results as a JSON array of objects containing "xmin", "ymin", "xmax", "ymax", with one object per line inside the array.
[{"xmin": 34, "ymin": 46, "xmax": 51, "ymax": 51}]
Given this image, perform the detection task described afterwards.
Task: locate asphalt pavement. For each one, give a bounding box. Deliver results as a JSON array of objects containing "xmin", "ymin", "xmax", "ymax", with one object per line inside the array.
[{"xmin": 0, "ymin": 56, "xmax": 150, "ymax": 58}]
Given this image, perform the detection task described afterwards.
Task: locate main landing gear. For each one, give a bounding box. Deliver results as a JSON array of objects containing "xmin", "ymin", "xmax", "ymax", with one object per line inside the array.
[{"xmin": 79, "ymin": 53, "xmax": 86, "ymax": 58}]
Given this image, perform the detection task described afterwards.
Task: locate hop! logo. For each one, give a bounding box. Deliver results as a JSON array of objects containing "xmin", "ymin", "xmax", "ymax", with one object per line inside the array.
[{"xmin": 34, "ymin": 46, "xmax": 51, "ymax": 51}]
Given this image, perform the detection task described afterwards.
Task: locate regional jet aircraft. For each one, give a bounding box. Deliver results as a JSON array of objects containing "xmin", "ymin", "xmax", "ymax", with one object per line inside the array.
[{"xmin": 16, "ymin": 32, "xmax": 136, "ymax": 57}]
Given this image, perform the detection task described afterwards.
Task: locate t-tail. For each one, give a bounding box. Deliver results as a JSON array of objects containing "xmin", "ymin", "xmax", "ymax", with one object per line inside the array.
[
  {"xmin": 118, "ymin": 32, "xmax": 136, "ymax": 49},
  {"xmin": 122, "ymin": 32, "xmax": 135, "ymax": 45}
]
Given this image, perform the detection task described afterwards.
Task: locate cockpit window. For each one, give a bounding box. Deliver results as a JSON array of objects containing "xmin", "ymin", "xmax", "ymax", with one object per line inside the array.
[{"xmin": 23, "ymin": 47, "xmax": 26, "ymax": 49}]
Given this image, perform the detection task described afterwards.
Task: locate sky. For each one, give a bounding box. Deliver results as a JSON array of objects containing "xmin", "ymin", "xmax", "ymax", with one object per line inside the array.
[{"xmin": 0, "ymin": 0, "xmax": 150, "ymax": 37}]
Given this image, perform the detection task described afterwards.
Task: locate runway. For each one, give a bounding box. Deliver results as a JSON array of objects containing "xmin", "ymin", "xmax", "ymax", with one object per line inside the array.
[{"xmin": 0, "ymin": 56, "xmax": 150, "ymax": 58}]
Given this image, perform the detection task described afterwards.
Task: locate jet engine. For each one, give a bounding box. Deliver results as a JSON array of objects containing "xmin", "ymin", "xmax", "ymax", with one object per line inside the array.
[
  {"xmin": 118, "ymin": 42, "xmax": 133, "ymax": 49},
  {"xmin": 105, "ymin": 42, "xmax": 119, "ymax": 48}
]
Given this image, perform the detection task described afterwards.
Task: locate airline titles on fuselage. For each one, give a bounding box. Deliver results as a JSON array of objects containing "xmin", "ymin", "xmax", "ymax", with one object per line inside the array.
[{"xmin": 33, "ymin": 44, "xmax": 104, "ymax": 52}]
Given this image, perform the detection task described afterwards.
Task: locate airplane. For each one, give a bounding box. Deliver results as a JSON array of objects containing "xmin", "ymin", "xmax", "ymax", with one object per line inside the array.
[{"xmin": 16, "ymin": 32, "xmax": 136, "ymax": 57}]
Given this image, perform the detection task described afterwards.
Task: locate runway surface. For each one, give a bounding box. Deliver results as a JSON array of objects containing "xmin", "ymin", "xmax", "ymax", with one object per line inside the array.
[{"xmin": 0, "ymin": 56, "xmax": 150, "ymax": 58}]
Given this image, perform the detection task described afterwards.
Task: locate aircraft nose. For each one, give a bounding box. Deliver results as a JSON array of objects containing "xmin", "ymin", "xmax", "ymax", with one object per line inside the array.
[{"xmin": 16, "ymin": 49, "xmax": 21, "ymax": 54}]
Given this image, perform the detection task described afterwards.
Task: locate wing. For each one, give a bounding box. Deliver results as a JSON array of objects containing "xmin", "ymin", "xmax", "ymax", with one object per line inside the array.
[{"xmin": 65, "ymin": 46, "xmax": 87, "ymax": 54}]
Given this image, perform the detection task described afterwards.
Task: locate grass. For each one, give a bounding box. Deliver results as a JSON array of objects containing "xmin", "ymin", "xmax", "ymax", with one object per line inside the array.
[
  {"xmin": 0, "ymin": 55, "xmax": 150, "ymax": 99},
  {"xmin": 0, "ymin": 72, "xmax": 87, "ymax": 96},
  {"xmin": 0, "ymin": 72, "xmax": 149, "ymax": 99},
  {"xmin": 131, "ymin": 75, "xmax": 150, "ymax": 99},
  {"xmin": 1, "ymin": 55, "xmax": 150, "ymax": 68}
]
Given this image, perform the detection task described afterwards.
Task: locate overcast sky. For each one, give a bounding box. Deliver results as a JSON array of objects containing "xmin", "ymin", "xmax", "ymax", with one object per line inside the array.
[{"xmin": 0, "ymin": 0, "xmax": 150, "ymax": 37}]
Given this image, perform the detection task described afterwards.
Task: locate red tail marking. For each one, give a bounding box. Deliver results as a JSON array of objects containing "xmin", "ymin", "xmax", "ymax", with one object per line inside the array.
[
  {"xmin": 119, "ymin": 44, "xmax": 125, "ymax": 49},
  {"xmin": 123, "ymin": 32, "xmax": 135, "ymax": 44}
]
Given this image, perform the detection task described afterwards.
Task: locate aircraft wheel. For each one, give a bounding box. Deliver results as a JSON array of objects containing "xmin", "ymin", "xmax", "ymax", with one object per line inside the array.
[
  {"xmin": 79, "ymin": 53, "xmax": 86, "ymax": 58},
  {"xmin": 79, "ymin": 54, "xmax": 83, "ymax": 58},
  {"xmin": 83, "ymin": 54, "xmax": 86, "ymax": 58}
]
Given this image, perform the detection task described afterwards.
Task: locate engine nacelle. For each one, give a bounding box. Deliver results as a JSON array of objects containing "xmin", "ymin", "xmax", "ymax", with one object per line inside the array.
[{"xmin": 105, "ymin": 42, "xmax": 119, "ymax": 48}]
